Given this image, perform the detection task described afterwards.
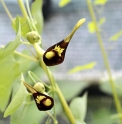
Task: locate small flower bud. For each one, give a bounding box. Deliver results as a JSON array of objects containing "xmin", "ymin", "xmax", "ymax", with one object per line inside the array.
[
  {"xmin": 33, "ymin": 82, "xmax": 45, "ymax": 93},
  {"xmin": 26, "ymin": 31, "xmax": 41, "ymax": 44}
]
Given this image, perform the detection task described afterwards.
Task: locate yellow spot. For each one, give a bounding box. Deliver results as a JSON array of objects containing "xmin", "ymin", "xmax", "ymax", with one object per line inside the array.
[
  {"xmin": 53, "ymin": 45, "xmax": 64, "ymax": 56},
  {"xmin": 45, "ymin": 51, "xmax": 55, "ymax": 59},
  {"xmin": 43, "ymin": 99, "xmax": 52, "ymax": 106},
  {"xmin": 36, "ymin": 96, "xmax": 46, "ymax": 104}
]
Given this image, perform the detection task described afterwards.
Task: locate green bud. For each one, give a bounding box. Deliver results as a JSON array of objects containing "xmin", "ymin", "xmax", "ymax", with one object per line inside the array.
[
  {"xmin": 26, "ymin": 31, "xmax": 41, "ymax": 44},
  {"xmin": 33, "ymin": 82, "xmax": 45, "ymax": 93}
]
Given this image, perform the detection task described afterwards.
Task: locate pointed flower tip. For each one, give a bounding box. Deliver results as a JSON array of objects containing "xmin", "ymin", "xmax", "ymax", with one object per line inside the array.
[{"xmin": 76, "ymin": 18, "xmax": 86, "ymax": 28}]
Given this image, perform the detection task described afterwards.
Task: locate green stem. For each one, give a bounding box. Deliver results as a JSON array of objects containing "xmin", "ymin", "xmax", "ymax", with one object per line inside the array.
[
  {"xmin": 33, "ymin": 43, "xmax": 75, "ymax": 124},
  {"xmin": 26, "ymin": 0, "xmax": 38, "ymax": 32},
  {"xmin": 87, "ymin": 0, "xmax": 122, "ymax": 121},
  {"xmin": 28, "ymin": 71, "xmax": 50, "ymax": 89},
  {"xmin": 17, "ymin": 0, "xmax": 28, "ymax": 18},
  {"xmin": 40, "ymin": 59, "xmax": 75, "ymax": 124},
  {"xmin": 0, "ymin": 0, "xmax": 13, "ymax": 22},
  {"xmin": 45, "ymin": 111, "xmax": 58, "ymax": 124},
  {"xmin": 14, "ymin": 51, "xmax": 38, "ymax": 62},
  {"xmin": 55, "ymin": 84, "xmax": 76, "ymax": 124}
]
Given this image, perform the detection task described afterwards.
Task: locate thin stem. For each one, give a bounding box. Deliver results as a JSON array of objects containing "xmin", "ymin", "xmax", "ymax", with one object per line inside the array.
[
  {"xmin": 14, "ymin": 51, "xmax": 38, "ymax": 62},
  {"xmin": 26, "ymin": 0, "xmax": 33, "ymax": 21},
  {"xmin": 39, "ymin": 59, "xmax": 57, "ymax": 124},
  {"xmin": 28, "ymin": 71, "xmax": 50, "ymax": 89},
  {"xmin": 33, "ymin": 43, "xmax": 45, "ymax": 56},
  {"xmin": 86, "ymin": 0, "xmax": 122, "ymax": 121},
  {"xmin": 22, "ymin": 42, "xmax": 32, "ymax": 45},
  {"xmin": 40, "ymin": 58, "xmax": 75, "ymax": 124},
  {"xmin": 55, "ymin": 84, "xmax": 76, "ymax": 124},
  {"xmin": 0, "ymin": 0, "xmax": 13, "ymax": 22},
  {"xmin": 17, "ymin": 0, "xmax": 28, "ymax": 18},
  {"xmin": 26, "ymin": 0, "xmax": 37, "ymax": 32},
  {"xmin": 45, "ymin": 111, "xmax": 58, "ymax": 124}
]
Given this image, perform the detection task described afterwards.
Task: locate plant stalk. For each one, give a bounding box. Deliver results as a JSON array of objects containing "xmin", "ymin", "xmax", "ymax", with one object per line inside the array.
[
  {"xmin": 0, "ymin": 0, "xmax": 13, "ymax": 22},
  {"xmin": 17, "ymin": 0, "xmax": 28, "ymax": 18},
  {"xmin": 86, "ymin": 0, "xmax": 122, "ymax": 122},
  {"xmin": 33, "ymin": 43, "xmax": 75, "ymax": 124}
]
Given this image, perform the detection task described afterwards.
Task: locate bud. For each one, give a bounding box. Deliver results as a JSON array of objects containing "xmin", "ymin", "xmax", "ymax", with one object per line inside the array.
[
  {"xmin": 33, "ymin": 82, "xmax": 45, "ymax": 93},
  {"xmin": 26, "ymin": 31, "xmax": 41, "ymax": 44}
]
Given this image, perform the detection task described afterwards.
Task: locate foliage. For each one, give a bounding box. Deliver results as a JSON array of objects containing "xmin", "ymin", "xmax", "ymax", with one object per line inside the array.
[
  {"xmin": 0, "ymin": 0, "xmax": 122, "ymax": 124},
  {"xmin": 58, "ymin": 0, "xmax": 71, "ymax": 7},
  {"xmin": 0, "ymin": 0, "xmax": 87, "ymax": 124}
]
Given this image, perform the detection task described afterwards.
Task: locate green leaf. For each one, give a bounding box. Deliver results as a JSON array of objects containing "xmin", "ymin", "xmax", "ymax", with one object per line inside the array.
[
  {"xmin": 31, "ymin": 0, "xmax": 44, "ymax": 34},
  {"xmin": 15, "ymin": 16, "xmax": 21, "ymax": 34},
  {"xmin": 58, "ymin": 0, "xmax": 71, "ymax": 7},
  {"xmin": 10, "ymin": 101, "xmax": 46, "ymax": 124},
  {"xmin": 4, "ymin": 80, "xmax": 29, "ymax": 117},
  {"xmin": 0, "ymin": 51, "xmax": 31, "ymax": 111},
  {"xmin": 68, "ymin": 62, "xmax": 96, "ymax": 74},
  {"xmin": 0, "ymin": 40, "xmax": 21, "ymax": 60},
  {"xmin": 70, "ymin": 92, "xmax": 87, "ymax": 121},
  {"xmin": 0, "ymin": 56, "xmax": 19, "ymax": 111},
  {"xmin": 12, "ymin": 16, "xmax": 30, "ymax": 37},
  {"xmin": 87, "ymin": 21, "xmax": 95, "ymax": 33},
  {"xmin": 98, "ymin": 17, "xmax": 106, "ymax": 26},
  {"xmin": 109, "ymin": 30, "xmax": 122, "ymax": 41},
  {"xmin": 0, "ymin": 17, "xmax": 22, "ymax": 60},
  {"xmin": 57, "ymin": 80, "xmax": 88, "ymax": 101},
  {"xmin": 94, "ymin": 0, "xmax": 107, "ymax": 5},
  {"xmin": 92, "ymin": 108, "xmax": 114, "ymax": 124},
  {"xmin": 75, "ymin": 119, "xmax": 86, "ymax": 124},
  {"xmin": 99, "ymin": 76, "xmax": 122, "ymax": 96}
]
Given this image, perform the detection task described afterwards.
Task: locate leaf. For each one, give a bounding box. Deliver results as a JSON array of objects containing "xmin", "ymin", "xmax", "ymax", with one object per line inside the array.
[
  {"xmin": 31, "ymin": 0, "xmax": 44, "ymax": 34},
  {"xmin": 99, "ymin": 76, "xmax": 122, "ymax": 96},
  {"xmin": 92, "ymin": 108, "xmax": 114, "ymax": 124},
  {"xmin": 68, "ymin": 62, "xmax": 96, "ymax": 74},
  {"xmin": 94, "ymin": 0, "xmax": 108, "ymax": 5},
  {"xmin": 87, "ymin": 21, "xmax": 95, "ymax": 33},
  {"xmin": 58, "ymin": 0, "xmax": 71, "ymax": 7},
  {"xmin": 57, "ymin": 80, "xmax": 88, "ymax": 101},
  {"xmin": 4, "ymin": 80, "xmax": 29, "ymax": 117},
  {"xmin": 0, "ymin": 17, "xmax": 22, "ymax": 60},
  {"xmin": 10, "ymin": 102, "xmax": 26, "ymax": 124},
  {"xmin": 12, "ymin": 16, "xmax": 30, "ymax": 37},
  {"xmin": 98, "ymin": 17, "xmax": 106, "ymax": 26},
  {"xmin": 70, "ymin": 92, "xmax": 87, "ymax": 121},
  {"xmin": 0, "ymin": 40, "xmax": 21, "ymax": 60},
  {"xmin": 0, "ymin": 51, "xmax": 31, "ymax": 111},
  {"xmin": 75, "ymin": 119, "xmax": 86, "ymax": 124},
  {"xmin": 0, "ymin": 55, "xmax": 19, "ymax": 111},
  {"xmin": 10, "ymin": 101, "xmax": 46, "ymax": 124},
  {"xmin": 15, "ymin": 16, "xmax": 21, "ymax": 33},
  {"xmin": 109, "ymin": 30, "xmax": 122, "ymax": 41}
]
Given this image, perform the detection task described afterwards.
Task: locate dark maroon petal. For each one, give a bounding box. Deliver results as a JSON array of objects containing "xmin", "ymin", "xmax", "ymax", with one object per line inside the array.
[
  {"xmin": 43, "ymin": 40, "xmax": 69, "ymax": 66},
  {"xmin": 33, "ymin": 91, "xmax": 54, "ymax": 111}
]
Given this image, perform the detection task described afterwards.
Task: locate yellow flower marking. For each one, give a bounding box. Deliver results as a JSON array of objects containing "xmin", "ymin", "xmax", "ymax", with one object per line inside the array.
[
  {"xmin": 43, "ymin": 99, "xmax": 52, "ymax": 106},
  {"xmin": 36, "ymin": 95, "xmax": 46, "ymax": 104},
  {"xmin": 53, "ymin": 45, "xmax": 64, "ymax": 57},
  {"xmin": 45, "ymin": 51, "xmax": 55, "ymax": 59}
]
